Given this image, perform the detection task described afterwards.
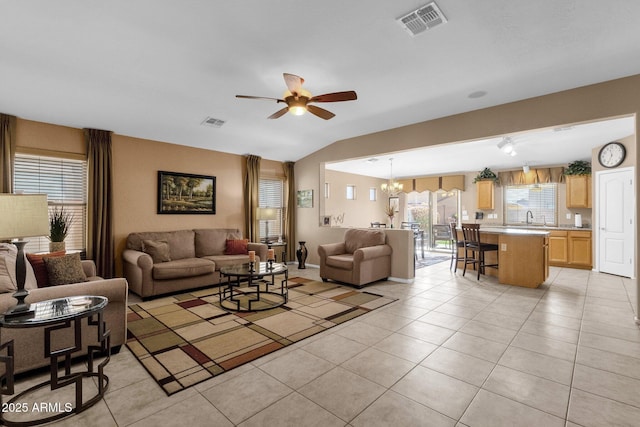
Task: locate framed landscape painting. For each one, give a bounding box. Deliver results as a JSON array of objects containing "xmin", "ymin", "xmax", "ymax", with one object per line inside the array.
[
  {"xmin": 158, "ymin": 171, "xmax": 216, "ymax": 214},
  {"xmin": 297, "ymin": 189, "xmax": 313, "ymax": 208}
]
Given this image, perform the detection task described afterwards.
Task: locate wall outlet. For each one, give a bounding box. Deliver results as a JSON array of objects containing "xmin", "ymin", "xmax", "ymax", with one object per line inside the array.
[
  {"xmin": 501, "ymin": 243, "xmax": 507, "ymax": 251},
  {"xmin": 566, "ymin": 213, "xmax": 572, "ymax": 219}
]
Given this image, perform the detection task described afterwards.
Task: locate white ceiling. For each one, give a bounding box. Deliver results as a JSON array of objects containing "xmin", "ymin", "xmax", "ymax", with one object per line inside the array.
[{"xmin": 1, "ymin": 1, "xmax": 640, "ymax": 165}]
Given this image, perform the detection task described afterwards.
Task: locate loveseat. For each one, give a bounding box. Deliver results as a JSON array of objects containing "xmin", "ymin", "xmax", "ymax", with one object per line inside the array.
[
  {"xmin": 122, "ymin": 228, "xmax": 268, "ymax": 298},
  {"xmin": 318, "ymin": 228, "xmax": 392, "ymax": 287},
  {"xmin": 0, "ymin": 247, "xmax": 128, "ymax": 375}
]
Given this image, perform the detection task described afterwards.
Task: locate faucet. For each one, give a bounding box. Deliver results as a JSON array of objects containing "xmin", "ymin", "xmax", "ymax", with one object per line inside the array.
[{"xmin": 526, "ymin": 210, "xmax": 534, "ymax": 225}]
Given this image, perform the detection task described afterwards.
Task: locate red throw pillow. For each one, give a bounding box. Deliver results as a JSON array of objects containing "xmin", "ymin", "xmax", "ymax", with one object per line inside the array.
[
  {"xmin": 26, "ymin": 251, "xmax": 67, "ymax": 287},
  {"xmin": 224, "ymin": 239, "xmax": 248, "ymax": 255}
]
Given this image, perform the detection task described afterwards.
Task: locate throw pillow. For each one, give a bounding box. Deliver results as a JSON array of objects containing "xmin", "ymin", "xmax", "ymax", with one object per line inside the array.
[
  {"xmin": 26, "ymin": 251, "xmax": 67, "ymax": 288},
  {"xmin": 43, "ymin": 252, "xmax": 88, "ymax": 286},
  {"xmin": 0, "ymin": 243, "xmax": 38, "ymax": 293},
  {"xmin": 142, "ymin": 239, "xmax": 171, "ymax": 263},
  {"xmin": 224, "ymin": 239, "xmax": 249, "ymax": 255}
]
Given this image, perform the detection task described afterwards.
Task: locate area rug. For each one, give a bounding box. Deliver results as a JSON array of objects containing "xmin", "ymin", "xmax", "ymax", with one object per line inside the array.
[
  {"xmin": 125, "ymin": 277, "xmax": 397, "ymax": 395},
  {"xmin": 415, "ymin": 255, "xmax": 450, "ymax": 269}
]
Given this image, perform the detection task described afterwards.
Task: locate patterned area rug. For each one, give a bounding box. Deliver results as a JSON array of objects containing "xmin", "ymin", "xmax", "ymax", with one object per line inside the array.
[
  {"xmin": 415, "ymin": 255, "xmax": 450, "ymax": 269},
  {"xmin": 126, "ymin": 277, "xmax": 397, "ymax": 395}
]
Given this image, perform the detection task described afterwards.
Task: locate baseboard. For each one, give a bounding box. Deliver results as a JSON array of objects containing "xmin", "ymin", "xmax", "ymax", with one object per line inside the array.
[{"xmin": 388, "ymin": 276, "xmax": 414, "ymax": 284}]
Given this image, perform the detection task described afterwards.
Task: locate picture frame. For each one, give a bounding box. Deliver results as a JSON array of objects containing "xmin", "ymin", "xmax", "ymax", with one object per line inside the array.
[
  {"xmin": 297, "ymin": 189, "xmax": 313, "ymax": 208},
  {"xmin": 157, "ymin": 171, "xmax": 216, "ymax": 214},
  {"xmin": 389, "ymin": 196, "xmax": 399, "ymax": 213},
  {"xmin": 320, "ymin": 215, "xmax": 332, "ymax": 227}
]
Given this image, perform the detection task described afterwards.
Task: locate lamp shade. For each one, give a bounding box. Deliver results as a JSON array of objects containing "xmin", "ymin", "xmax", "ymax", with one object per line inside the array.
[
  {"xmin": 257, "ymin": 207, "xmax": 278, "ymax": 221},
  {"xmin": 0, "ymin": 194, "xmax": 49, "ymax": 240}
]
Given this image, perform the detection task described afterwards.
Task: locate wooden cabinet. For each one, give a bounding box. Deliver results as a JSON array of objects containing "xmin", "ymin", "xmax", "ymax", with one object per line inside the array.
[
  {"xmin": 548, "ymin": 230, "xmax": 568, "ymax": 264},
  {"xmin": 568, "ymin": 230, "xmax": 592, "ymax": 268},
  {"xmin": 549, "ymin": 229, "xmax": 592, "ymax": 269},
  {"xmin": 498, "ymin": 234, "xmax": 549, "ymax": 288},
  {"xmin": 566, "ymin": 175, "xmax": 591, "ymax": 208},
  {"xmin": 476, "ymin": 180, "xmax": 495, "ymax": 210}
]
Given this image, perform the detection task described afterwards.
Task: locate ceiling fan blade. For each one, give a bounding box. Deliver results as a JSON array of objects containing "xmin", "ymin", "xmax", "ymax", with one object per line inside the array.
[
  {"xmin": 267, "ymin": 107, "xmax": 289, "ymax": 119},
  {"xmin": 309, "ymin": 91, "xmax": 358, "ymax": 103},
  {"xmin": 236, "ymin": 95, "xmax": 284, "ymax": 102},
  {"xmin": 283, "ymin": 73, "xmax": 304, "ymax": 95},
  {"xmin": 307, "ymin": 105, "xmax": 335, "ymax": 120}
]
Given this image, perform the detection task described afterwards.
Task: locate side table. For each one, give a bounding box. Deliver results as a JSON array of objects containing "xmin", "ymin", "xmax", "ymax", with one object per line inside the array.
[
  {"xmin": 0, "ymin": 296, "xmax": 111, "ymax": 426},
  {"xmin": 267, "ymin": 241, "xmax": 287, "ymax": 263}
]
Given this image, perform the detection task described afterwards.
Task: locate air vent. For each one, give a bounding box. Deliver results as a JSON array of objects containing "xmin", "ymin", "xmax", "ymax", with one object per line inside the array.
[
  {"xmin": 201, "ymin": 117, "xmax": 226, "ymax": 128},
  {"xmin": 397, "ymin": 2, "xmax": 447, "ymax": 36}
]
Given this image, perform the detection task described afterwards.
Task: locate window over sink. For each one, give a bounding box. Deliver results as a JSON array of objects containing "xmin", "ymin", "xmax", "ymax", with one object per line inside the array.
[{"xmin": 504, "ymin": 183, "xmax": 557, "ymax": 226}]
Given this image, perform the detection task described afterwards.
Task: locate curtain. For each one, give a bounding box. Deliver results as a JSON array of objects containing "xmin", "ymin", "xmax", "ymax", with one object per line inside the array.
[
  {"xmin": 244, "ymin": 155, "xmax": 261, "ymax": 242},
  {"xmin": 498, "ymin": 167, "xmax": 565, "ymax": 185},
  {"xmin": 85, "ymin": 128, "xmax": 114, "ymax": 278},
  {"xmin": 283, "ymin": 161, "xmax": 296, "ymax": 262},
  {"xmin": 0, "ymin": 113, "xmax": 17, "ymax": 193}
]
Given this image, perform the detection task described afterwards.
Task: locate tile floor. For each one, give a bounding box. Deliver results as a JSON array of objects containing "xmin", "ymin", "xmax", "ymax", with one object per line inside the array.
[{"xmin": 8, "ymin": 259, "xmax": 640, "ymax": 426}]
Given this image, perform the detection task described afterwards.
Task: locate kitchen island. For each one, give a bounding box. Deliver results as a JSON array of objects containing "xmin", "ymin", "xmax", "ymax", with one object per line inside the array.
[{"xmin": 456, "ymin": 227, "xmax": 550, "ymax": 288}]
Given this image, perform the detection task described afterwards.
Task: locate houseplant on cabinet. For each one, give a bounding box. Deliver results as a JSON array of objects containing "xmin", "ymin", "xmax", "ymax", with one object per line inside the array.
[{"xmin": 48, "ymin": 207, "xmax": 73, "ymax": 252}]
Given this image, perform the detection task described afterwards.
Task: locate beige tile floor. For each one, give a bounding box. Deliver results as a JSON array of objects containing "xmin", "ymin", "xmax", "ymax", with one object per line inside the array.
[{"xmin": 7, "ymin": 258, "xmax": 640, "ymax": 426}]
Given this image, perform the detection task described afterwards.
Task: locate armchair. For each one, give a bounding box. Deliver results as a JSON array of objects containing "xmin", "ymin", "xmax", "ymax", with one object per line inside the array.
[{"xmin": 318, "ymin": 228, "xmax": 392, "ymax": 287}]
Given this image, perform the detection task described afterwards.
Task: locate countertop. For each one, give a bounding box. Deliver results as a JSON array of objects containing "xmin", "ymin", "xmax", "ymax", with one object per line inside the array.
[
  {"xmin": 480, "ymin": 227, "xmax": 550, "ymax": 236},
  {"xmin": 479, "ymin": 224, "xmax": 592, "ymax": 231}
]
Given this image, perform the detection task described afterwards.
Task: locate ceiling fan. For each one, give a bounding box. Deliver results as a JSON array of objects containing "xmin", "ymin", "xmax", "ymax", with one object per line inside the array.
[{"xmin": 236, "ymin": 73, "xmax": 357, "ymax": 120}]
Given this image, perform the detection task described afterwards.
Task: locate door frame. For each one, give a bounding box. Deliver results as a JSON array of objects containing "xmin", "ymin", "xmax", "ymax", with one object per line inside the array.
[{"xmin": 594, "ymin": 166, "xmax": 636, "ymax": 278}]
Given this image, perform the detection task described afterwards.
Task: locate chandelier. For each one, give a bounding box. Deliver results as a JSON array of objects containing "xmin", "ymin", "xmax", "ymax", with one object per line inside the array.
[{"xmin": 380, "ymin": 158, "xmax": 403, "ymax": 195}]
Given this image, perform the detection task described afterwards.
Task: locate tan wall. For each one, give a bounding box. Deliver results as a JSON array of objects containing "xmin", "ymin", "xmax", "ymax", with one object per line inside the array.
[
  {"xmin": 14, "ymin": 119, "xmax": 282, "ymax": 276},
  {"xmin": 295, "ymin": 74, "xmax": 640, "ymax": 275},
  {"xmin": 324, "ymin": 169, "xmax": 388, "ymax": 227}
]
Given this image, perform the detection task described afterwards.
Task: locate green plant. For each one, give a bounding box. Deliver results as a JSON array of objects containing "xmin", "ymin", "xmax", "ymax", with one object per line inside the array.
[
  {"xmin": 48, "ymin": 207, "xmax": 73, "ymax": 242},
  {"xmin": 473, "ymin": 167, "xmax": 499, "ymax": 183},
  {"xmin": 564, "ymin": 160, "xmax": 591, "ymax": 175}
]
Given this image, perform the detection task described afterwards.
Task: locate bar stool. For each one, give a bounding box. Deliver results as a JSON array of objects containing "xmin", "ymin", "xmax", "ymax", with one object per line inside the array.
[
  {"xmin": 449, "ymin": 222, "xmax": 465, "ymax": 272},
  {"xmin": 461, "ymin": 223, "xmax": 499, "ymax": 280}
]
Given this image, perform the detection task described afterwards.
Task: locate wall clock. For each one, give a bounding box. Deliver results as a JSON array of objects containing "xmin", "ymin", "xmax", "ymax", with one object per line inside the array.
[{"xmin": 598, "ymin": 142, "xmax": 626, "ymax": 168}]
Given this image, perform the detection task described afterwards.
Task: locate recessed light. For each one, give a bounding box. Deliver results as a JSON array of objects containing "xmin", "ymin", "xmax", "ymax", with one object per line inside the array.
[{"xmin": 468, "ymin": 90, "xmax": 487, "ymax": 99}]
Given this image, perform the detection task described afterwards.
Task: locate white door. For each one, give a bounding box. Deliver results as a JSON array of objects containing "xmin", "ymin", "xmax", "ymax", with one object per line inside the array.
[{"xmin": 597, "ymin": 167, "xmax": 635, "ymax": 277}]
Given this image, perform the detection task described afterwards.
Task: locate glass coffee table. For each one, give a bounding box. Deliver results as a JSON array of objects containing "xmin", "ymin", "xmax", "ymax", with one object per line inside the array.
[
  {"xmin": 219, "ymin": 262, "xmax": 288, "ymax": 312},
  {"xmin": 0, "ymin": 295, "xmax": 111, "ymax": 426}
]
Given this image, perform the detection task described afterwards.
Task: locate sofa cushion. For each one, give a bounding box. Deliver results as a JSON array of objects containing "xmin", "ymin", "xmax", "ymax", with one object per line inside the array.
[
  {"xmin": 0, "ymin": 243, "xmax": 38, "ymax": 293},
  {"xmin": 194, "ymin": 228, "xmax": 242, "ymax": 257},
  {"xmin": 44, "ymin": 253, "xmax": 88, "ymax": 286},
  {"xmin": 325, "ymin": 254, "xmax": 354, "ymax": 270},
  {"xmin": 142, "ymin": 239, "xmax": 171, "ymax": 263},
  {"xmin": 202, "ymin": 254, "xmax": 254, "ymax": 270},
  {"xmin": 225, "ymin": 239, "xmax": 248, "ymax": 255},
  {"xmin": 344, "ymin": 229, "xmax": 386, "ymax": 254},
  {"xmin": 26, "ymin": 250, "xmax": 66, "ymax": 287},
  {"xmin": 128, "ymin": 230, "xmax": 196, "ymax": 260},
  {"xmin": 152, "ymin": 258, "xmax": 215, "ymax": 280}
]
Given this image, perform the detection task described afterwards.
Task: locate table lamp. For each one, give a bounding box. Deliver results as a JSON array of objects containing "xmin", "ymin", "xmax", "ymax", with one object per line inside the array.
[
  {"xmin": 257, "ymin": 207, "xmax": 278, "ymax": 244},
  {"xmin": 0, "ymin": 194, "xmax": 49, "ymax": 319}
]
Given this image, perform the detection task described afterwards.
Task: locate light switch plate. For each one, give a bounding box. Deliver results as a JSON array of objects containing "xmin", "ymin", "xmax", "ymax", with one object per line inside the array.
[
  {"xmin": 566, "ymin": 213, "xmax": 572, "ymax": 219},
  {"xmin": 501, "ymin": 243, "xmax": 507, "ymax": 251}
]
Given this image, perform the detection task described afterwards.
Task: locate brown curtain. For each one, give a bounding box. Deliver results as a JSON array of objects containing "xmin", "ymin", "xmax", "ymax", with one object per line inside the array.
[
  {"xmin": 244, "ymin": 155, "xmax": 261, "ymax": 242},
  {"xmin": 498, "ymin": 167, "xmax": 565, "ymax": 185},
  {"xmin": 283, "ymin": 161, "xmax": 296, "ymax": 262},
  {"xmin": 85, "ymin": 129, "xmax": 114, "ymax": 278},
  {"xmin": 0, "ymin": 113, "xmax": 17, "ymax": 193}
]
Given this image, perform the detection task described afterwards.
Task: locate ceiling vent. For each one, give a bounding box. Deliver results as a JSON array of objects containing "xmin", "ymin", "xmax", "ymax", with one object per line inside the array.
[
  {"xmin": 201, "ymin": 117, "xmax": 226, "ymax": 128},
  {"xmin": 397, "ymin": 2, "xmax": 447, "ymax": 36}
]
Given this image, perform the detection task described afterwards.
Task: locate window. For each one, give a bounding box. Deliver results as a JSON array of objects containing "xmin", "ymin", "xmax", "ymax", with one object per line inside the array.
[
  {"xmin": 369, "ymin": 187, "xmax": 377, "ymax": 201},
  {"xmin": 504, "ymin": 183, "xmax": 557, "ymax": 226},
  {"xmin": 346, "ymin": 185, "xmax": 356, "ymax": 200},
  {"xmin": 13, "ymin": 153, "xmax": 88, "ymax": 253},
  {"xmin": 259, "ymin": 178, "xmax": 284, "ymax": 241}
]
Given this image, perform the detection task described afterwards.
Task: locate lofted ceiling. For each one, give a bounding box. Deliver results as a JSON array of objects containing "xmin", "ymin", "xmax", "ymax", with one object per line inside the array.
[{"xmin": 1, "ymin": 1, "xmax": 639, "ymax": 167}]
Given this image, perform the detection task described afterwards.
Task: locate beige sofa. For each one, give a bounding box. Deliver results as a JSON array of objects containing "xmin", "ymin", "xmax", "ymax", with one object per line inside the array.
[
  {"xmin": 0, "ymin": 260, "xmax": 128, "ymax": 375},
  {"xmin": 318, "ymin": 228, "xmax": 392, "ymax": 287},
  {"xmin": 122, "ymin": 228, "xmax": 268, "ymax": 298}
]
